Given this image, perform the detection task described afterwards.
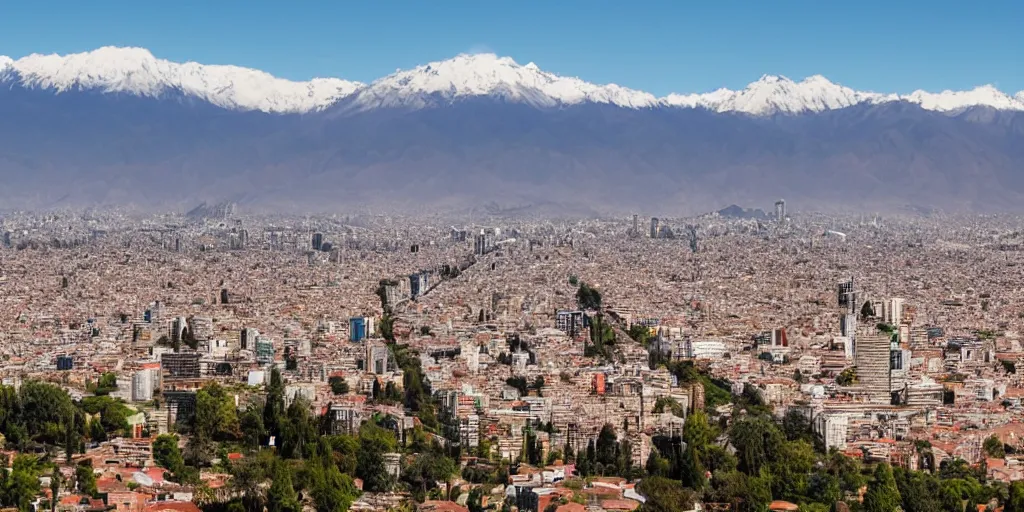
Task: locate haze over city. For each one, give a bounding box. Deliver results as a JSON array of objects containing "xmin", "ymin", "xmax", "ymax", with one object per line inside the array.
[{"xmin": 1, "ymin": 3, "xmax": 1024, "ymax": 512}]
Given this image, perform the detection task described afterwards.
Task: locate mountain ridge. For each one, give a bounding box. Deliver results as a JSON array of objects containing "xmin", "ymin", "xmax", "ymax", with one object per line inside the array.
[{"xmin": 2, "ymin": 46, "xmax": 1023, "ymax": 115}]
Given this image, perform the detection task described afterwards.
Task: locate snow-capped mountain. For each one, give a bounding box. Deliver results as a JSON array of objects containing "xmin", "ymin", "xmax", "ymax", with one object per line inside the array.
[
  {"xmin": 0, "ymin": 46, "xmax": 363, "ymax": 114},
  {"xmin": 662, "ymin": 74, "xmax": 896, "ymax": 115},
  {"xmin": 342, "ymin": 53, "xmax": 658, "ymax": 111},
  {"xmin": 2, "ymin": 46, "xmax": 1023, "ymax": 115},
  {"xmin": 903, "ymin": 85, "xmax": 1024, "ymax": 112}
]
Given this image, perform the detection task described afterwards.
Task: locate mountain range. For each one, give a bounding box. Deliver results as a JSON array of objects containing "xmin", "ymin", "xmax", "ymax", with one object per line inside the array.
[{"xmin": 1, "ymin": 46, "xmax": 1023, "ymax": 213}]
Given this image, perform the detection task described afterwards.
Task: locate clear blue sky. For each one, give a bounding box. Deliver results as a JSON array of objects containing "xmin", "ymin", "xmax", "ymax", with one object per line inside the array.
[{"xmin": 2, "ymin": 0, "xmax": 1022, "ymax": 95}]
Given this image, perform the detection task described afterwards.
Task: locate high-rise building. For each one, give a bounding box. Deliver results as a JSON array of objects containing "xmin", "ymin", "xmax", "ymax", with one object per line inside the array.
[
  {"xmin": 555, "ymin": 310, "xmax": 585, "ymax": 336},
  {"xmin": 855, "ymin": 331, "xmax": 892, "ymax": 404},
  {"xmin": 366, "ymin": 344, "xmax": 390, "ymax": 375},
  {"xmin": 632, "ymin": 214, "xmax": 639, "ymax": 235},
  {"xmin": 774, "ymin": 199, "xmax": 786, "ymax": 221},
  {"xmin": 241, "ymin": 327, "xmax": 259, "ymax": 350},
  {"xmin": 57, "ymin": 355, "xmax": 74, "ymax": 371},
  {"xmin": 312, "ymin": 232, "xmax": 323, "ymax": 251},
  {"xmin": 161, "ymin": 353, "xmax": 201, "ymax": 380},
  {"xmin": 409, "ymin": 271, "xmax": 429, "ymax": 299},
  {"xmin": 349, "ymin": 317, "xmax": 367, "ymax": 342},
  {"xmin": 650, "ymin": 218, "xmax": 660, "ymax": 239},
  {"xmin": 884, "ymin": 298, "xmax": 905, "ymax": 326},
  {"xmin": 256, "ymin": 338, "xmax": 275, "ymax": 364},
  {"xmin": 473, "ymin": 231, "xmax": 495, "ymax": 255},
  {"xmin": 837, "ymin": 279, "xmax": 856, "ymax": 312},
  {"xmin": 132, "ymin": 369, "xmax": 155, "ymax": 401}
]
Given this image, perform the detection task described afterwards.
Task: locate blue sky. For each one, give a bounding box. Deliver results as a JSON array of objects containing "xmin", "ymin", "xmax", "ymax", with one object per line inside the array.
[{"xmin": 1, "ymin": 0, "xmax": 1022, "ymax": 96}]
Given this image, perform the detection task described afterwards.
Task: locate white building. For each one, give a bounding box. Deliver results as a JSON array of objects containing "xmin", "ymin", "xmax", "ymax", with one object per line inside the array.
[
  {"xmin": 132, "ymin": 369, "xmax": 155, "ymax": 402},
  {"xmin": 815, "ymin": 413, "xmax": 849, "ymax": 451},
  {"xmin": 686, "ymin": 340, "xmax": 727, "ymax": 360}
]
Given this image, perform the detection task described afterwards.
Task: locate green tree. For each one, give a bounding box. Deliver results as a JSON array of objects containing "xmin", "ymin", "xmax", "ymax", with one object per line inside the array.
[
  {"xmin": 328, "ymin": 376, "xmax": 349, "ymax": 395},
  {"xmin": 627, "ymin": 324, "xmax": 653, "ymax": 345},
  {"xmin": 229, "ymin": 451, "xmax": 275, "ymax": 512},
  {"xmin": 88, "ymin": 418, "xmax": 106, "ymax": 443},
  {"xmin": 595, "ymin": 423, "xmax": 618, "ymax": 467},
  {"xmin": 49, "ymin": 468, "xmax": 62, "ymax": 511},
  {"xmin": 893, "ymin": 467, "xmax": 942, "ymax": 512},
  {"xmin": 279, "ymin": 396, "xmax": 318, "ymax": 459},
  {"xmin": 782, "ymin": 409, "xmax": 814, "ymax": 443},
  {"xmin": 307, "ymin": 448, "xmax": 358, "ymax": 512},
  {"xmin": 356, "ymin": 422, "xmax": 397, "ymax": 492},
  {"xmin": 983, "ymin": 434, "xmax": 1006, "ymax": 458},
  {"xmin": 576, "ymin": 283, "xmax": 602, "ymax": 310},
  {"xmin": 0, "ymin": 455, "xmax": 42, "ymax": 512},
  {"xmin": 467, "ymin": 488, "xmax": 485, "ymax": 512},
  {"xmin": 64, "ymin": 412, "xmax": 78, "ymax": 463},
  {"xmin": 746, "ymin": 468, "xmax": 774, "ymax": 512},
  {"xmin": 652, "ymin": 397, "xmax": 686, "ymax": 418},
  {"xmin": 75, "ymin": 460, "xmax": 98, "ymax": 497},
  {"xmin": 826, "ymin": 450, "xmax": 867, "ymax": 496},
  {"xmin": 264, "ymin": 368, "xmax": 286, "ymax": 439},
  {"xmin": 807, "ymin": 471, "xmax": 841, "ymax": 506},
  {"xmin": 94, "ymin": 372, "xmax": 118, "ymax": 395},
  {"xmin": 770, "ymin": 440, "xmax": 815, "ymax": 501},
  {"xmin": 680, "ymin": 445, "xmax": 706, "ymax": 490},
  {"xmin": 17, "ymin": 380, "xmax": 76, "ymax": 444},
  {"xmin": 153, "ymin": 434, "xmax": 186, "ymax": 475},
  {"xmin": 863, "ymin": 463, "xmax": 902, "ymax": 512},
  {"xmin": 1007, "ymin": 481, "xmax": 1024, "ymax": 512},
  {"xmin": 194, "ymin": 382, "xmax": 240, "ymax": 440},
  {"xmin": 728, "ymin": 415, "xmax": 784, "ymax": 475},
  {"xmin": 403, "ymin": 453, "xmax": 457, "ymax": 502},
  {"xmin": 635, "ymin": 476, "xmax": 698, "ymax": 512},
  {"xmin": 99, "ymin": 401, "xmax": 130, "ymax": 437},
  {"xmin": 185, "ymin": 432, "xmax": 216, "ymax": 468},
  {"xmin": 265, "ymin": 462, "xmax": 301, "ymax": 512},
  {"xmin": 682, "ymin": 410, "xmax": 716, "ymax": 454},
  {"xmin": 240, "ymin": 403, "xmax": 266, "ymax": 450}
]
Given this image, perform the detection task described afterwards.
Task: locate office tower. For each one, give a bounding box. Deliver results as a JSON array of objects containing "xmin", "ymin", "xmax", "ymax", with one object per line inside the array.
[
  {"xmin": 885, "ymin": 298, "xmax": 905, "ymax": 326},
  {"xmin": 632, "ymin": 214, "xmax": 639, "ymax": 235},
  {"xmin": 132, "ymin": 369, "xmax": 155, "ymax": 401},
  {"xmin": 410, "ymin": 273, "xmax": 421, "ymax": 299},
  {"xmin": 855, "ymin": 331, "xmax": 892, "ymax": 404},
  {"xmin": 349, "ymin": 317, "xmax": 367, "ymax": 342},
  {"xmin": 366, "ymin": 344, "xmax": 390, "ymax": 375},
  {"xmin": 312, "ymin": 232, "xmax": 323, "ymax": 251},
  {"xmin": 161, "ymin": 353, "xmax": 201, "ymax": 380},
  {"xmin": 255, "ymin": 338, "xmax": 275, "ymax": 364},
  {"xmin": 57, "ymin": 355, "xmax": 74, "ymax": 371},
  {"xmin": 241, "ymin": 327, "xmax": 260, "ymax": 350},
  {"xmin": 774, "ymin": 199, "xmax": 786, "ymax": 221},
  {"xmin": 650, "ymin": 218, "xmax": 660, "ymax": 239},
  {"xmin": 837, "ymin": 279, "xmax": 856, "ymax": 312},
  {"xmin": 170, "ymin": 317, "xmax": 187, "ymax": 343}
]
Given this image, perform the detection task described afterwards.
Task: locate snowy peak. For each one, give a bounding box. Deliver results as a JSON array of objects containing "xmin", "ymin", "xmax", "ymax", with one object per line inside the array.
[
  {"xmin": 347, "ymin": 52, "xmax": 658, "ymax": 110},
  {"xmin": 663, "ymin": 74, "xmax": 895, "ymax": 115},
  {"xmin": 904, "ymin": 85, "xmax": 1024, "ymax": 112},
  {"xmin": 2, "ymin": 46, "xmax": 363, "ymax": 114}
]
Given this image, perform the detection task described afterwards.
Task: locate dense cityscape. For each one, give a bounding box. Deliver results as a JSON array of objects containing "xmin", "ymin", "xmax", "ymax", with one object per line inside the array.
[{"xmin": 0, "ymin": 203, "xmax": 1021, "ymax": 512}]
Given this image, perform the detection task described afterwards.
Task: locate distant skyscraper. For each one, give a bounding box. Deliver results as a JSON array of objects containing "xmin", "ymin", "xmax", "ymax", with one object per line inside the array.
[
  {"xmin": 650, "ymin": 218, "xmax": 660, "ymax": 239},
  {"xmin": 349, "ymin": 317, "xmax": 367, "ymax": 342},
  {"xmin": 775, "ymin": 199, "xmax": 786, "ymax": 222},
  {"xmin": 312, "ymin": 232, "xmax": 323, "ymax": 251},
  {"xmin": 632, "ymin": 214, "xmax": 639, "ymax": 235},
  {"xmin": 837, "ymin": 279, "xmax": 856, "ymax": 313}
]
